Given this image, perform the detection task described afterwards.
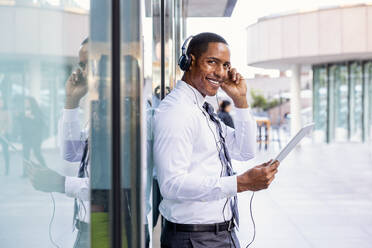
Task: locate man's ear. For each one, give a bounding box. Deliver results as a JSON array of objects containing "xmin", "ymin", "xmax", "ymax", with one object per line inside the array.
[{"xmin": 189, "ymin": 54, "xmax": 196, "ymax": 71}]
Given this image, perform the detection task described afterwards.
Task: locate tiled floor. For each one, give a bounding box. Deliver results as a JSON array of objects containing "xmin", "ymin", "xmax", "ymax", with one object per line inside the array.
[
  {"xmin": 1, "ymin": 141, "xmax": 371, "ymax": 247},
  {"xmin": 234, "ymin": 142, "xmax": 372, "ymax": 248}
]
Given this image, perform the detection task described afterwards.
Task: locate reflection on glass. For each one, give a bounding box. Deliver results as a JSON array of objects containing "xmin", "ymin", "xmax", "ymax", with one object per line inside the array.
[
  {"xmin": 350, "ymin": 62, "xmax": 363, "ymax": 142},
  {"xmin": 367, "ymin": 63, "xmax": 372, "ymax": 140},
  {"xmin": 89, "ymin": 1, "xmax": 111, "ymax": 247},
  {"xmin": 313, "ymin": 66, "xmax": 328, "ymax": 142},
  {"xmin": 333, "ymin": 64, "xmax": 348, "ymax": 142},
  {"xmin": 121, "ymin": 0, "xmax": 143, "ymax": 247},
  {"xmin": 0, "ymin": 2, "xmax": 89, "ymax": 247}
]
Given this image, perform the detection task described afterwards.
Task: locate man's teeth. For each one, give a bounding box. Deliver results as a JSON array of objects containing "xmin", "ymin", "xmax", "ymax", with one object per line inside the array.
[{"xmin": 207, "ymin": 79, "xmax": 219, "ymax": 85}]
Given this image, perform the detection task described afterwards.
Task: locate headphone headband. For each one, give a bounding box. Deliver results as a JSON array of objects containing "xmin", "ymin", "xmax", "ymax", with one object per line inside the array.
[
  {"xmin": 181, "ymin": 36, "xmax": 193, "ymax": 55},
  {"xmin": 178, "ymin": 36, "xmax": 194, "ymax": 71}
]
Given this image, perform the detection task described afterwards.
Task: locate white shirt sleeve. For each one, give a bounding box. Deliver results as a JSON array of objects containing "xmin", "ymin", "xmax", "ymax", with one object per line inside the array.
[
  {"xmin": 154, "ymin": 110, "xmax": 237, "ymax": 202},
  {"xmin": 222, "ymin": 108, "xmax": 256, "ymax": 161},
  {"xmin": 65, "ymin": 176, "xmax": 90, "ymax": 201},
  {"xmin": 58, "ymin": 108, "xmax": 87, "ymax": 162},
  {"xmin": 58, "ymin": 108, "xmax": 89, "ymax": 200}
]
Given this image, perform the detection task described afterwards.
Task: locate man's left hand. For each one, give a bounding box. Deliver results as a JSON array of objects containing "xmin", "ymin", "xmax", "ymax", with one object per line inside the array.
[
  {"xmin": 220, "ymin": 68, "xmax": 248, "ymax": 108},
  {"xmin": 25, "ymin": 162, "xmax": 65, "ymax": 193}
]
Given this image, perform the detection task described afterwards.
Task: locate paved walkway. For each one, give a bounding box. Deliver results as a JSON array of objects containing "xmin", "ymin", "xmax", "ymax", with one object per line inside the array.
[
  {"xmin": 1, "ymin": 141, "xmax": 371, "ymax": 247},
  {"xmin": 234, "ymin": 142, "xmax": 372, "ymax": 248}
]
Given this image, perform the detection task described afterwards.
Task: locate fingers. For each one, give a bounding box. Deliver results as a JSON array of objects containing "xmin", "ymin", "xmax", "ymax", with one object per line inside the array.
[
  {"xmin": 267, "ymin": 160, "xmax": 280, "ymax": 171},
  {"xmin": 228, "ymin": 68, "xmax": 242, "ymax": 84},
  {"xmin": 229, "ymin": 68, "xmax": 237, "ymax": 81},
  {"xmin": 267, "ymin": 175, "xmax": 275, "ymax": 185},
  {"xmin": 256, "ymin": 159, "xmax": 272, "ymax": 168}
]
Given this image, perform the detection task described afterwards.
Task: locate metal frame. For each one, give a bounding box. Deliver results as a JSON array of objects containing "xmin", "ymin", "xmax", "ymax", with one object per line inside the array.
[{"xmin": 111, "ymin": 0, "xmax": 122, "ymax": 247}]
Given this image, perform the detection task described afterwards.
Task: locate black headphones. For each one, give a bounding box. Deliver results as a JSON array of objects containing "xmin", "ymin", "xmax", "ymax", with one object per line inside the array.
[{"xmin": 178, "ymin": 36, "xmax": 193, "ymax": 71}]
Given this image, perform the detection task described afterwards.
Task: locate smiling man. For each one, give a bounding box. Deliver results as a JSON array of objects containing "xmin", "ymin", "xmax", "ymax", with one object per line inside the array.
[{"xmin": 154, "ymin": 32, "xmax": 279, "ymax": 248}]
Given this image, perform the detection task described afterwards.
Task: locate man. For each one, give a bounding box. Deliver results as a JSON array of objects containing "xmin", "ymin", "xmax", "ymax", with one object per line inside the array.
[{"xmin": 154, "ymin": 32, "xmax": 279, "ymax": 248}]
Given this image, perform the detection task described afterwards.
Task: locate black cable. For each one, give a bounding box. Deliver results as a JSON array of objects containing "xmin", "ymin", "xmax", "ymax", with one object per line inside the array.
[
  {"xmin": 245, "ymin": 192, "xmax": 256, "ymax": 248},
  {"xmin": 216, "ymin": 95, "xmax": 257, "ymax": 248}
]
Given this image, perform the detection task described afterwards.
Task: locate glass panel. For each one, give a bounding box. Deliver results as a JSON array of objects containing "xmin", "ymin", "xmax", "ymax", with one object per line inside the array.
[
  {"xmin": 143, "ymin": 1, "xmax": 154, "ymax": 247},
  {"xmin": 89, "ymin": 1, "xmax": 112, "ymax": 247},
  {"xmin": 349, "ymin": 62, "xmax": 363, "ymax": 141},
  {"xmin": 365, "ymin": 61, "xmax": 372, "ymax": 141},
  {"xmin": 0, "ymin": 2, "xmax": 89, "ymax": 247},
  {"xmin": 328, "ymin": 65, "xmax": 336, "ymax": 142},
  {"xmin": 121, "ymin": 0, "xmax": 144, "ymax": 247},
  {"xmin": 313, "ymin": 66, "xmax": 328, "ymax": 142},
  {"xmin": 333, "ymin": 64, "xmax": 349, "ymax": 142}
]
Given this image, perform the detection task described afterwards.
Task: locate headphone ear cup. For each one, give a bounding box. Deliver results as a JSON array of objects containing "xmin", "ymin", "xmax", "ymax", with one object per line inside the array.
[
  {"xmin": 178, "ymin": 55, "xmax": 186, "ymax": 71},
  {"xmin": 184, "ymin": 55, "xmax": 192, "ymax": 71},
  {"xmin": 178, "ymin": 54, "xmax": 191, "ymax": 71}
]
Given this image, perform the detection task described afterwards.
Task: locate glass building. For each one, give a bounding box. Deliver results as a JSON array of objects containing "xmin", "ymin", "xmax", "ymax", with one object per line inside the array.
[
  {"xmin": 313, "ymin": 62, "xmax": 372, "ymax": 143},
  {"xmin": 245, "ymin": 4, "xmax": 372, "ymax": 143},
  {"xmin": 0, "ymin": 0, "xmax": 237, "ymax": 247}
]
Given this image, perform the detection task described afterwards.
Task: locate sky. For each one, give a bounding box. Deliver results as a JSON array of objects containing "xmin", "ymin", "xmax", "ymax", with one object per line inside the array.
[{"xmin": 187, "ymin": 0, "xmax": 372, "ymax": 78}]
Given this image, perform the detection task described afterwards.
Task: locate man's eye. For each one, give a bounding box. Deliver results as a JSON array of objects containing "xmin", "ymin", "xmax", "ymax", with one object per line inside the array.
[{"xmin": 207, "ymin": 60, "xmax": 216, "ymax": 64}]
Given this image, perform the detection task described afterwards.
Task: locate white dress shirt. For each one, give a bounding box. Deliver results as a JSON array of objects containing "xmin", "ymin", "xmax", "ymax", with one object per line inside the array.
[
  {"xmin": 58, "ymin": 108, "xmax": 90, "ymax": 223},
  {"xmin": 154, "ymin": 80, "xmax": 256, "ymax": 224}
]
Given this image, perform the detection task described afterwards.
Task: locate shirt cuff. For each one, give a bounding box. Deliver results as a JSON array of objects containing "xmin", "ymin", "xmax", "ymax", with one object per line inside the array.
[
  {"xmin": 63, "ymin": 108, "xmax": 79, "ymax": 122},
  {"xmin": 234, "ymin": 108, "xmax": 253, "ymax": 122},
  {"xmin": 220, "ymin": 175, "xmax": 237, "ymax": 198},
  {"xmin": 65, "ymin": 176, "xmax": 82, "ymax": 198}
]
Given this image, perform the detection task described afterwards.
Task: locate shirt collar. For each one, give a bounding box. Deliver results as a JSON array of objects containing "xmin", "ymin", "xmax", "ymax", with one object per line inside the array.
[{"xmin": 176, "ymin": 80, "xmax": 206, "ymax": 108}]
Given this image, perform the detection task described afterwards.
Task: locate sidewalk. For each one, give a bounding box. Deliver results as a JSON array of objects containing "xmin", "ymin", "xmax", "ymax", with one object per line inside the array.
[{"xmin": 234, "ymin": 142, "xmax": 372, "ymax": 248}]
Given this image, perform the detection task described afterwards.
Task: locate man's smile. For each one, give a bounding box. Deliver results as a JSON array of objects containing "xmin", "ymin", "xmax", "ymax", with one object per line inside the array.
[{"xmin": 206, "ymin": 77, "xmax": 221, "ymax": 87}]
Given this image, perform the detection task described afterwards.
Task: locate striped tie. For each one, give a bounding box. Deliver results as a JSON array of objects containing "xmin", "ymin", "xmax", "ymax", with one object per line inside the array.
[
  {"xmin": 203, "ymin": 102, "xmax": 239, "ymax": 227},
  {"xmin": 73, "ymin": 139, "xmax": 89, "ymax": 227}
]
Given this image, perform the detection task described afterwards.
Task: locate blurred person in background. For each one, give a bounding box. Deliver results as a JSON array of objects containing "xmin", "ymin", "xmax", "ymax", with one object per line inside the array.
[
  {"xmin": 19, "ymin": 96, "xmax": 47, "ymax": 177},
  {"xmin": 218, "ymin": 100, "xmax": 234, "ymax": 128},
  {"xmin": 0, "ymin": 96, "xmax": 11, "ymax": 175}
]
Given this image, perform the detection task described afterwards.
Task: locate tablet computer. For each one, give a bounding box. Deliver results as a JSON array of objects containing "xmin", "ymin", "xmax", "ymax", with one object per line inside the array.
[{"xmin": 270, "ymin": 123, "xmax": 314, "ymax": 165}]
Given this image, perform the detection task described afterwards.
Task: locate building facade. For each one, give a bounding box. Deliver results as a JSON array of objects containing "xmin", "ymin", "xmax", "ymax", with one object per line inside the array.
[
  {"xmin": 246, "ymin": 4, "xmax": 372, "ymax": 143},
  {"xmin": 0, "ymin": 0, "xmax": 237, "ymax": 247}
]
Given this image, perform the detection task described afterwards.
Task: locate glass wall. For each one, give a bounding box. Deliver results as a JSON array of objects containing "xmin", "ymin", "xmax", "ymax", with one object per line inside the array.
[
  {"xmin": 0, "ymin": 0, "xmax": 148, "ymax": 247},
  {"xmin": 349, "ymin": 62, "xmax": 363, "ymax": 142},
  {"xmin": 332, "ymin": 64, "xmax": 348, "ymax": 142},
  {"xmin": 313, "ymin": 65, "xmax": 328, "ymax": 142},
  {"xmin": 0, "ymin": 2, "xmax": 89, "ymax": 247},
  {"xmin": 313, "ymin": 61, "xmax": 372, "ymax": 143},
  {"xmin": 364, "ymin": 62, "xmax": 372, "ymax": 141}
]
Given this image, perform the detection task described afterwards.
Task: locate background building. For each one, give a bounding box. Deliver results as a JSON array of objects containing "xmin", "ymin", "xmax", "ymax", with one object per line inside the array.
[{"xmin": 246, "ymin": 3, "xmax": 372, "ymax": 143}]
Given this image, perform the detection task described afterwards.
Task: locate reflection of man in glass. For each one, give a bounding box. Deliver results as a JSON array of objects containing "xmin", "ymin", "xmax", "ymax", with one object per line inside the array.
[{"xmin": 26, "ymin": 38, "xmax": 91, "ymax": 248}]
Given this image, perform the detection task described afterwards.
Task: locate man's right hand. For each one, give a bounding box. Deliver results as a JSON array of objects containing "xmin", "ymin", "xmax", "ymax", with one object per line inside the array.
[
  {"xmin": 65, "ymin": 68, "xmax": 88, "ymax": 109},
  {"xmin": 237, "ymin": 160, "xmax": 279, "ymax": 192}
]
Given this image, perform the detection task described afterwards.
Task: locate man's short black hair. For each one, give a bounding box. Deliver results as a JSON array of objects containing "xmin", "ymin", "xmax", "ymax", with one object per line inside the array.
[{"xmin": 186, "ymin": 32, "xmax": 228, "ymax": 60}]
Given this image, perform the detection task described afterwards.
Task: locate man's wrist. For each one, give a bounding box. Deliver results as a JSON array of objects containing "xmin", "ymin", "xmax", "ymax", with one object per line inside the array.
[
  {"xmin": 65, "ymin": 96, "xmax": 80, "ymax": 109},
  {"xmin": 232, "ymin": 97, "xmax": 249, "ymax": 108},
  {"xmin": 237, "ymin": 175, "xmax": 245, "ymax": 193},
  {"xmin": 58, "ymin": 176, "xmax": 66, "ymax": 193}
]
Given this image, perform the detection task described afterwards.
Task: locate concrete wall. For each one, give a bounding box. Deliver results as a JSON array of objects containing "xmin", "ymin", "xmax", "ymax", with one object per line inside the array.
[
  {"xmin": 246, "ymin": 4, "xmax": 372, "ymax": 69},
  {"xmin": 0, "ymin": 6, "xmax": 88, "ymax": 58}
]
